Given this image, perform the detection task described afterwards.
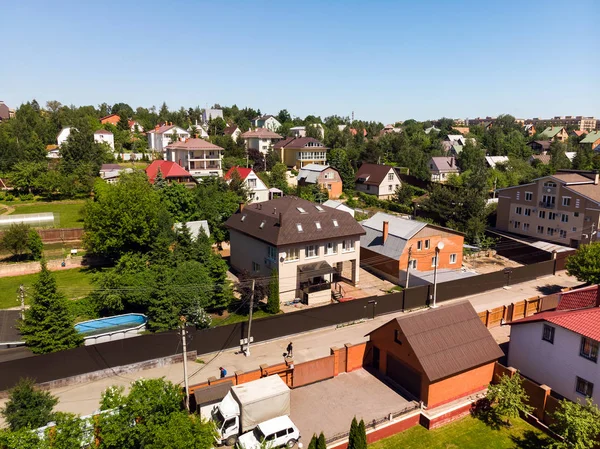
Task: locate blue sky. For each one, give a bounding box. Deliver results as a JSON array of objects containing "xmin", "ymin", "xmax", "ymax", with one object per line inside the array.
[{"xmin": 2, "ymin": 0, "xmax": 598, "ymax": 123}]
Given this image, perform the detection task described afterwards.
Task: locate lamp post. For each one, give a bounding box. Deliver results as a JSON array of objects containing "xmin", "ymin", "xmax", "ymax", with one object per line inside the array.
[{"xmin": 431, "ymin": 241, "xmax": 445, "ymax": 308}]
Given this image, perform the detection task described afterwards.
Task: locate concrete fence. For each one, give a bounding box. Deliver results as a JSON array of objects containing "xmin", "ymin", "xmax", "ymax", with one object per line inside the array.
[{"xmin": 0, "ymin": 255, "xmax": 109, "ymax": 278}]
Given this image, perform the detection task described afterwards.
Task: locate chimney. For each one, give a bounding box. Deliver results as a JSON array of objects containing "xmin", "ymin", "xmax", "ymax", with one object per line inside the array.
[
  {"xmin": 383, "ymin": 221, "xmax": 389, "ymax": 243},
  {"xmin": 450, "ymin": 157, "xmax": 454, "ymax": 167},
  {"xmin": 273, "ymin": 207, "xmax": 277, "ymax": 215},
  {"xmin": 594, "ymin": 171, "xmax": 599, "ymax": 185},
  {"xmin": 239, "ymin": 202, "xmax": 245, "ymax": 212}
]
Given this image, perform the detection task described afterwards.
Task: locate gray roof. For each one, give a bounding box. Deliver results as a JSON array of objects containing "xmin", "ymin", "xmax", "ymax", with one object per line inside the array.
[
  {"xmin": 360, "ymin": 212, "xmax": 426, "ymax": 259},
  {"xmin": 174, "ymin": 220, "xmax": 210, "ymax": 239},
  {"xmin": 430, "ymin": 157, "xmax": 459, "ymax": 173},
  {"xmin": 297, "ymin": 164, "xmax": 332, "ymax": 184},
  {"xmin": 485, "ymin": 156, "xmax": 509, "ymax": 168},
  {"xmin": 322, "ymin": 200, "xmax": 355, "ymax": 217}
]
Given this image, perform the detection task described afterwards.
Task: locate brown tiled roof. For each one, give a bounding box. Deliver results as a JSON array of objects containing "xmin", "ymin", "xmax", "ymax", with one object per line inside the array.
[
  {"xmin": 531, "ymin": 154, "xmax": 551, "ymax": 164},
  {"xmin": 94, "ymin": 129, "xmax": 113, "ymax": 135},
  {"xmin": 273, "ymin": 137, "xmax": 327, "ymax": 150},
  {"xmin": 355, "ymin": 163, "xmax": 395, "ymax": 186},
  {"xmin": 527, "ymin": 140, "xmax": 551, "ymax": 151},
  {"xmin": 224, "ymin": 125, "xmax": 239, "ymax": 135},
  {"xmin": 371, "ymin": 302, "xmax": 503, "ymax": 382},
  {"xmin": 166, "ymin": 138, "xmax": 224, "ymax": 151},
  {"xmin": 551, "ymin": 173, "xmax": 593, "ymax": 183},
  {"xmin": 225, "ymin": 197, "xmax": 365, "ymax": 246},
  {"xmin": 565, "ymin": 183, "xmax": 600, "ymax": 203},
  {"xmin": 241, "ymin": 128, "xmax": 282, "ymax": 139}
]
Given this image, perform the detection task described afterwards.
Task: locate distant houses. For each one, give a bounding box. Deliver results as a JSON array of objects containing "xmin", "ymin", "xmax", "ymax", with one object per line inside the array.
[
  {"xmin": 540, "ymin": 126, "xmax": 568, "ymax": 142},
  {"xmin": 147, "ymin": 124, "xmax": 190, "ymax": 154},
  {"xmin": 224, "ymin": 166, "xmax": 269, "ymax": 203},
  {"xmin": 94, "ymin": 129, "xmax": 115, "ymax": 150},
  {"xmin": 355, "ymin": 163, "xmax": 402, "ymax": 200},
  {"xmin": 428, "ymin": 157, "xmax": 460, "ymax": 182},
  {"xmin": 202, "ymin": 108, "xmax": 224, "ymax": 123},
  {"xmin": 165, "ymin": 138, "xmax": 224, "ymax": 179},
  {"xmin": 241, "ymin": 128, "xmax": 282, "ymax": 154},
  {"xmin": 146, "ymin": 160, "xmax": 195, "ymax": 185},
  {"xmin": 224, "ymin": 125, "xmax": 241, "ymax": 142},
  {"xmin": 297, "ymin": 164, "xmax": 343, "ymax": 199},
  {"xmin": 581, "ymin": 131, "xmax": 600, "ymax": 151},
  {"xmin": 252, "ymin": 115, "xmax": 282, "ymax": 132},
  {"xmin": 273, "ymin": 137, "xmax": 328, "ymax": 169}
]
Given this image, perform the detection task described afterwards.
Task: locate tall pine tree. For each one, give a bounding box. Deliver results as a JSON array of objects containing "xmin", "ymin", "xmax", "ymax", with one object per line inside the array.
[
  {"xmin": 357, "ymin": 419, "xmax": 367, "ymax": 449},
  {"xmin": 348, "ymin": 417, "xmax": 358, "ymax": 449},
  {"xmin": 19, "ymin": 260, "xmax": 83, "ymax": 353},
  {"xmin": 316, "ymin": 432, "xmax": 326, "ymax": 449}
]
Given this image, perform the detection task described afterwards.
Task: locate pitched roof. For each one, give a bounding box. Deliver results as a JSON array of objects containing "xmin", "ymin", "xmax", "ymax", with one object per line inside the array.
[
  {"xmin": 101, "ymin": 164, "xmax": 124, "ymax": 171},
  {"xmin": 224, "ymin": 125, "xmax": 240, "ymax": 135},
  {"xmin": 255, "ymin": 115, "xmax": 277, "ymax": 121},
  {"xmin": 551, "ymin": 172, "xmax": 596, "ymax": 184},
  {"xmin": 360, "ymin": 212, "xmax": 427, "ymax": 259},
  {"xmin": 556, "ymin": 285, "xmax": 600, "ymax": 311},
  {"xmin": 241, "ymin": 128, "xmax": 282, "ymax": 139},
  {"xmin": 581, "ymin": 131, "xmax": 600, "ymax": 144},
  {"xmin": 485, "ymin": 156, "xmax": 509, "ymax": 168},
  {"xmin": 541, "ymin": 126, "xmax": 565, "ymax": 138},
  {"xmin": 165, "ymin": 138, "xmax": 224, "ymax": 151},
  {"xmin": 509, "ymin": 306, "xmax": 600, "ymax": 342},
  {"xmin": 145, "ymin": 160, "xmax": 194, "ymax": 183},
  {"xmin": 530, "ymin": 154, "xmax": 551, "ymax": 165},
  {"xmin": 430, "ymin": 157, "xmax": 459, "ymax": 173},
  {"xmin": 564, "ymin": 183, "xmax": 600, "ymax": 203},
  {"xmin": 224, "ymin": 166, "xmax": 252, "ymax": 181},
  {"xmin": 571, "ymin": 130, "xmax": 587, "ymax": 137},
  {"xmin": 369, "ymin": 302, "xmax": 503, "ymax": 382},
  {"xmin": 224, "ymin": 197, "xmax": 365, "ymax": 246},
  {"xmin": 355, "ymin": 163, "xmax": 396, "ymax": 186},
  {"xmin": 94, "ymin": 129, "xmax": 113, "ymax": 135},
  {"xmin": 273, "ymin": 137, "xmax": 327, "ymax": 150},
  {"xmin": 100, "ymin": 114, "xmax": 120, "ymax": 123},
  {"xmin": 322, "ymin": 200, "xmax": 355, "ymax": 217},
  {"xmin": 297, "ymin": 164, "xmax": 334, "ymax": 184},
  {"xmin": 527, "ymin": 140, "xmax": 552, "ymax": 151}
]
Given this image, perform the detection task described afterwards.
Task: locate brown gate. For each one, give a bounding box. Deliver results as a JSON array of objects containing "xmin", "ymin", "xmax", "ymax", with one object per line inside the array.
[{"xmin": 386, "ymin": 354, "xmax": 421, "ymax": 400}]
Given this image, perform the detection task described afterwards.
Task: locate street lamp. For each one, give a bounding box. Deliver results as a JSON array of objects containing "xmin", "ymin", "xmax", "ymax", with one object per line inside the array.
[{"xmin": 431, "ymin": 242, "xmax": 445, "ymax": 308}]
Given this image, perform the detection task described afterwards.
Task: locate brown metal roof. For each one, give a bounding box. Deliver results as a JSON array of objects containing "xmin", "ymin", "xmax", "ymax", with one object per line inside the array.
[
  {"xmin": 372, "ymin": 302, "xmax": 503, "ymax": 382},
  {"xmin": 241, "ymin": 128, "xmax": 282, "ymax": 139},
  {"xmin": 355, "ymin": 163, "xmax": 396, "ymax": 186},
  {"xmin": 225, "ymin": 197, "xmax": 365, "ymax": 246},
  {"xmin": 166, "ymin": 138, "xmax": 224, "ymax": 151},
  {"xmin": 273, "ymin": 137, "xmax": 327, "ymax": 150},
  {"xmin": 193, "ymin": 380, "xmax": 233, "ymax": 406}
]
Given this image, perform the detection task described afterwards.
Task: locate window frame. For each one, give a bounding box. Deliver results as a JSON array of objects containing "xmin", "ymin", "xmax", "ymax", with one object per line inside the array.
[
  {"xmin": 576, "ymin": 377, "xmax": 594, "ymax": 397},
  {"xmin": 542, "ymin": 324, "xmax": 555, "ymax": 344},
  {"xmin": 325, "ymin": 241, "xmax": 338, "ymax": 255},
  {"xmin": 285, "ymin": 247, "xmax": 299, "ymax": 262},
  {"xmin": 580, "ymin": 337, "xmax": 599, "ymax": 363},
  {"xmin": 449, "ymin": 253, "xmax": 457, "ymax": 264},
  {"xmin": 525, "ymin": 191, "xmax": 533, "ymax": 201},
  {"xmin": 305, "ymin": 245, "xmax": 319, "ymax": 259}
]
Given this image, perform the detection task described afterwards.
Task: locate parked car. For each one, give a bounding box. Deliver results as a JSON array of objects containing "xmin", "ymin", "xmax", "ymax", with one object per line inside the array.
[{"xmin": 236, "ymin": 415, "xmax": 301, "ymax": 449}]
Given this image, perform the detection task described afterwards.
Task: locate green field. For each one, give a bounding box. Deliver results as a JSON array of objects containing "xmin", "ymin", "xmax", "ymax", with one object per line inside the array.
[
  {"xmin": 369, "ymin": 416, "xmax": 552, "ymax": 449},
  {"xmin": 6, "ymin": 200, "xmax": 86, "ymax": 228},
  {"xmin": 0, "ymin": 268, "xmax": 96, "ymax": 309}
]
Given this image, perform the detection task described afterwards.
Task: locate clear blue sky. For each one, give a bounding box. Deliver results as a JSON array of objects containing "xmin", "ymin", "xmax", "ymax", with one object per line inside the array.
[{"xmin": 2, "ymin": 0, "xmax": 598, "ymax": 123}]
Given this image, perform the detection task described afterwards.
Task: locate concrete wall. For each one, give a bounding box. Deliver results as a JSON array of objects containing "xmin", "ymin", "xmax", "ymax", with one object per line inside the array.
[
  {"xmin": 508, "ymin": 321, "xmax": 600, "ymax": 404},
  {"xmin": 0, "ymin": 255, "xmax": 108, "ymax": 278}
]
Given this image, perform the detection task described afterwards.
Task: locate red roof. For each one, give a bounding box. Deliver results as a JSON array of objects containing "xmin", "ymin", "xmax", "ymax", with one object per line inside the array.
[
  {"xmin": 100, "ymin": 114, "xmax": 120, "ymax": 125},
  {"xmin": 145, "ymin": 160, "xmax": 193, "ymax": 183},
  {"xmin": 224, "ymin": 166, "xmax": 252, "ymax": 181},
  {"xmin": 557, "ymin": 285, "xmax": 600, "ymax": 310},
  {"xmin": 350, "ymin": 128, "xmax": 367, "ymax": 137},
  {"xmin": 509, "ymin": 306, "xmax": 600, "ymax": 341},
  {"xmin": 94, "ymin": 129, "xmax": 113, "ymax": 135}
]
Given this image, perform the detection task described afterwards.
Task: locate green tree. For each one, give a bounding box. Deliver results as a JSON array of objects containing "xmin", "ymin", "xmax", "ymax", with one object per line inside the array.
[
  {"xmin": 566, "ymin": 243, "xmax": 600, "ymax": 284},
  {"xmin": 19, "ymin": 260, "xmax": 83, "ymax": 353},
  {"xmin": 307, "ymin": 434, "xmax": 318, "ymax": 449},
  {"xmin": 269, "ymin": 163, "xmax": 289, "ymax": 192},
  {"xmin": 0, "ymin": 223, "xmax": 30, "ymax": 259},
  {"xmin": 10, "ymin": 161, "xmax": 47, "ymax": 194},
  {"xmin": 266, "ymin": 270, "xmax": 280, "ymax": 314},
  {"xmin": 550, "ymin": 141, "xmax": 571, "ymax": 171},
  {"xmin": 550, "ymin": 397, "xmax": 600, "ymax": 449},
  {"xmin": 0, "ymin": 428, "xmax": 42, "ymax": 449},
  {"xmin": 317, "ymin": 431, "xmax": 327, "ymax": 449},
  {"xmin": 327, "ymin": 148, "xmax": 355, "ymax": 190},
  {"xmin": 48, "ymin": 412, "xmax": 87, "ymax": 449},
  {"xmin": 348, "ymin": 417, "xmax": 359, "ymax": 449},
  {"xmin": 27, "ymin": 229, "xmax": 43, "ymax": 260},
  {"xmin": 357, "ymin": 419, "xmax": 367, "ymax": 449},
  {"xmin": 486, "ymin": 373, "xmax": 533, "ymax": 425},
  {"xmin": 0, "ymin": 378, "xmax": 58, "ymax": 430}
]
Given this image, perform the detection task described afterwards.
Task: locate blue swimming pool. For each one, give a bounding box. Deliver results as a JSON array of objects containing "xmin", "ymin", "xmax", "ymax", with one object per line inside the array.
[{"xmin": 75, "ymin": 314, "xmax": 147, "ymax": 336}]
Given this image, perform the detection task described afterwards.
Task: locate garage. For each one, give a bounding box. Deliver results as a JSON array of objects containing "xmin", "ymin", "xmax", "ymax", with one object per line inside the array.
[{"xmin": 386, "ymin": 353, "xmax": 421, "ymax": 400}]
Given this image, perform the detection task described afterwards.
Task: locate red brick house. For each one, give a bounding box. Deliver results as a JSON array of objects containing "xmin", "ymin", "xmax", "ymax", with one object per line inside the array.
[{"xmin": 367, "ymin": 301, "xmax": 503, "ymax": 408}]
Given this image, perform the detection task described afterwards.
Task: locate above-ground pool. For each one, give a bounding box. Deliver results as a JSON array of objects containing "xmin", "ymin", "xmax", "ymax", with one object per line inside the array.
[{"xmin": 75, "ymin": 314, "xmax": 147, "ymax": 345}]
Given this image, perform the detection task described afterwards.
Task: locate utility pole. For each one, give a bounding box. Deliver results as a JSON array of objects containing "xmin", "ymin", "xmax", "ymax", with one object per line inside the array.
[
  {"xmin": 180, "ymin": 316, "xmax": 190, "ymax": 411},
  {"xmin": 18, "ymin": 284, "xmax": 25, "ymax": 320},
  {"xmin": 590, "ymin": 223, "xmax": 596, "ymax": 244},
  {"xmin": 405, "ymin": 247, "xmax": 412, "ymax": 289},
  {"xmin": 493, "ymin": 178, "xmax": 497, "ymax": 199},
  {"xmin": 245, "ymin": 279, "xmax": 255, "ymax": 357}
]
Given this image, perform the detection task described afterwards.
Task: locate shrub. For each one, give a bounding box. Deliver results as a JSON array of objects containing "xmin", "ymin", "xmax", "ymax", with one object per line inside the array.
[{"xmin": 27, "ymin": 230, "xmax": 43, "ymax": 260}]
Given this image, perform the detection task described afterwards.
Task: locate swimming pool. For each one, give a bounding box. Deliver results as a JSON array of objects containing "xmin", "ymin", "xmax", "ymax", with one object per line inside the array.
[{"xmin": 75, "ymin": 314, "xmax": 147, "ymax": 337}]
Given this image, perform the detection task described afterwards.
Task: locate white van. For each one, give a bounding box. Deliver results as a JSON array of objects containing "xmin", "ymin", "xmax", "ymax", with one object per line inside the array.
[{"xmin": 236, "ymin": 415, "xmax": 302, "ymax": 449}]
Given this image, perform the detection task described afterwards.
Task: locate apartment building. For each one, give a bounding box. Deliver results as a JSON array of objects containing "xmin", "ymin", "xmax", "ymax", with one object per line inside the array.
[
  {"xmin": 496, "ymin": 171, "xmax": 600, "ymax": 247},
  {"xmin": 526, "ymin": 116, "xmax": 597, "ymax": 132}
]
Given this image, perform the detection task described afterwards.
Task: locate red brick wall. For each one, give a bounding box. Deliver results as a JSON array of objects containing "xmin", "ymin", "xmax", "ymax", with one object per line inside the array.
[
  {"xmin": 400, "ymin": 229, "xmax": 464, "ymax": 272},
  {"xmin": 345, "ymin": 342, "xmax": 367, "ymax": 372},
  {"xmin": 425, "ymin": 363, "xmax": 495, "ymax": 408},
  {"xmin": 421, "ymin": 402, "xmax": 473, "ymax": 429}
]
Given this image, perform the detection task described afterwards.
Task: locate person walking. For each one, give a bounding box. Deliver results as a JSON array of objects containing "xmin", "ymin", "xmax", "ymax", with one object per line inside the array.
[
  {"xmin": 219, "ymin": 367, "xmax": 227, "ymax": 378},
  {"xmin": 286, "ymin": 342, "xmax": 293, "ymax": 358}
]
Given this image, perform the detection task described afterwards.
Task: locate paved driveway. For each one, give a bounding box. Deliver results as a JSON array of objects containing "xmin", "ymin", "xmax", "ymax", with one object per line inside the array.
[{"xmin": 290, "ymin": 369, "xmax": 414, "ymax": 442}]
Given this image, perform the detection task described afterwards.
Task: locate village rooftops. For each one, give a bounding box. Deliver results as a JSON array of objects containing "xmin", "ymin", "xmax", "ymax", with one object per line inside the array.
[
  {"xmin": 581, "ymin": 131, "xmax": 600, "ymax": 144},
  {"xmin": 354, "ymin": 163, "xmax": 396, "ymax": 186},
  {"xmin": 241, "ymin": 128, "xmax": 282, "ymax": 139},
  {"xmin": 224, "ymin": 196, "xmax": 365, "ymax": 246},
  {"xmin": 165, "ymin": 138, "xmax": 224, "ymax": 151},
  {"xmin": 273, "ymin": 137, "xmax": 327, "ymax": 150}
]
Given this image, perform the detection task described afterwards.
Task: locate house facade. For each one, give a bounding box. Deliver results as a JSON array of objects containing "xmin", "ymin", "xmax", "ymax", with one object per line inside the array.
[
  {"xmin": 57, "ymin": 127, "xmax": 73, "ymax": 146},
  {"xmin": 225, "ymin": 197, "xmax": 365, "ymax": 304},
  {"xmin": 100, "ymin": 114, "xmax": 120, "ymax": 126},
  {"xmin": 354, "ymin": 163, "xmax": 402, "ymax": 200},
  {"xmin": 252, "ymin": 115, "xmax": 282, "ymax": 132},
  {"xmin": 94, "ymin": 130, "xmax": 115, "ymax": 150},
  {"xmin": 224, "ymin": 125, "xmax": 242, "ymax": 142},
  {"xmin": 273, "ymin": 137, "xmax": 328, "ymax": 169},
  {"xmin": 129, "ymin": 120, "xmax": 144, "ymax": 133},
  {"xmin": 297, "ymin": 164, "xmax": 343, "ymax": 199},
  {"xmin": 496, "ymin": 171, "xmax": 600, "ymax": 247},
  {"xmin": 165, "ymin": 138, "xmax": 224, "ymax": 178},
  {"xmin": 0, "ymin": 101, "xmax": 11, "ymax": 121},
  {"xmin": 360, "ymin": 212, "xmax": 464, "ymax": 285},
  {"xmin": 540, "ymin": 126, "xmax": 568, "ymax": 142},
  {"xmin": 508, "ymin": 285, "xmax": 600, "ymax": 404},
  {"xmin": 290, "ymin": 124, "xmax": 325, "ymax": 139},
  {"xmin": 367, "ymin": 302, "xmax": 503, "ymax": 408},
  {"xmin": 428, "ymin": 157, "xmax": 460, "ymax": 182},
  {"xmin": 202, "ymin": 108, "xmax": 224, "ymax": 123},
  {"xmin": 224, "ymin": 166, "xmax": 269, "ymax": 203},
  {"xmin": 147, "ymin": 124, "xmax": 190, "ymax": 153},
  {"xmin": 241, "ymin": 128, "xmax": 282, "ymax": 154},
  {"xmin": 527, "ymin": 140, "xmax": 552, "ymax": 154}
]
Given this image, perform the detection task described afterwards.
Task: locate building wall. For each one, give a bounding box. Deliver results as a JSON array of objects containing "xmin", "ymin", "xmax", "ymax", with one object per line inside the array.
[
  {"xmin": 360, "ymin": 247, "xmax": 400, "ymax": 283},
  {"xmin": 496, "ymin": 178, "xmax": 600, "ymax": 246},
  {"xmin": 508, "ymin": 322, "xmax": 600, "ymax": 404},
  {"xmin": 400, "ymin": 228, "xmax": 464, "ymax": 272},
  {"xmin": 57, "ymin": 128, "xmax": 72, "ymax": 146},
  {"xmin": 229, "ymin": 229, "xmax": 274, "ymax": 279},
  {"xmin": 355, "ymin": 183, "xmax": 381, "ymax": 197},
  {"xmin": 369, "ymin": 322, "xmax": 424, "ymax": 382},
  {"xmin": 94, "ymin": 133, "xmax": 115, "ymax": 150},
  {"xmin": 244, "ymin": 172, "xmax": 269, "ymax": 203},
  {"xmin": 424, "ymin": 363, "xmax": 495, "ymax": 408}
]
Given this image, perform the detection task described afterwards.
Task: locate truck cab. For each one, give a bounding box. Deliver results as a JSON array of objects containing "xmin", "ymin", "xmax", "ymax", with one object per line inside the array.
[
  {"xmin": 212, "ymin": 392, "xmax": 241, "ymax": 446},
  {"xmin": 236, "ymin": 416, "xmax": 301, "ymax": 449}
]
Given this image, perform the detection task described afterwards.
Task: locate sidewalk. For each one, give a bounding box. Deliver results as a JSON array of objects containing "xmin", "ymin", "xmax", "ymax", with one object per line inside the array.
[{"xmin": 0, "ymin": 271, "xmax": 581, "ymax": 424}]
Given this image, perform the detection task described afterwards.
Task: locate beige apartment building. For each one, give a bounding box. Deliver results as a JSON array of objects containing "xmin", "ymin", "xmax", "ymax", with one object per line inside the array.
[
  {"xmin": 496, "ymin": 171, "xmax": 600, "ymax": 247},
  {"xmin": 225, "ymin": 197, "xmax": 365, "ymax": 304},
  {"xmin": 527, "ymin": 116, "xmax": 597, "ymax": 132}
]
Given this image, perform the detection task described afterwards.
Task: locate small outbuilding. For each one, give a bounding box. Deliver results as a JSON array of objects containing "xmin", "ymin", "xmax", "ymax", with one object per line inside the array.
[{"xmin": 366, "ymin": 301, "xmax": 503, "ymax": 408}]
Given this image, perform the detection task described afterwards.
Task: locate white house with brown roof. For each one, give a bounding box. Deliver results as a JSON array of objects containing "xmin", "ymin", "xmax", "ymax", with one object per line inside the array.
[
  {"xmin": 147, "ymin": 124, "xmax": 190, "ymax": 153},
  {"xmin": 428, "ymin": 157, "xmax": 460, "ymax": 182},
  {"xmin": 224, "ymin": 125, "xmax": 241, "ymax": 142},
  {"xmin": 57, "ymin": 127, "xmax": 74, "ymax": 147},
  {"xmin": 94, "ymin": 129, "xmax": 115, "ymax": 150},
  {"xmin": 225, "ymin": 197, "xmax": 365, "ymax": 304},
  {"xmin": 165, "ymin": 138, "xmax": 224, "ymax": 178},
  {"xmin": 354, "ymin": 163, "xmax": 402, "ymax": 199},
  {"xmin": 224, "ymin": 167, "xmax": 269, "ymax": 203},
  {"xmin": 252, "ymin": 115, "xmax": 282, "ymax": 132},
  {"xmin": 241, "ymin": 128, "xmax": 283, "ymax": 154}
]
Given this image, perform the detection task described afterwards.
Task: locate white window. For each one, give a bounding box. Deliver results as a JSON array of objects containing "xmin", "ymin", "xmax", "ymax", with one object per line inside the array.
[
  {"xmin": 539, "ymin": 211, "xmax": 546, "ymax": 219},
  {"xmin": 562, "ymin": 197, "xmax": 571, "ymax": 206},
  {"xmin": 267, "ymin": 246, "xmax": 277, "ymax": 261},
  {"xmin": 296, "ymin": 223, "xmax": 303, "ymax": 232},
  {"xmin": 342, "ymin": 239, "xmax": 354, "ymax": 252},
  {"xmin": 575, "ymin": 199, "xmax": 580, "ymax": 208},
  {"xmin": 285, "ymin": 248, "xmax": 299, "ymax": 262},
  {"xmin": 388, "ymin": 184, "xmax": 393, "ymax": 192},
  {"xmin": 417, "ymin": 241, "xmax": 422, "ymax": 250},
  {"xmin": 326, "ymin": 242, "xmax": 337, "ymax": 255},
  {"xmin": 425, "ymin": 239, "xmax": 430, "ymax": 249},
  {"xmin": 525, "ymin": 192, "xmax": 533, "ymax": 201},
  {"xmin": 514, "ymin": 221, "xmax": 521, "ymax": 229},
  {"xmin": 449, "ymin": 254, "xmax": 457, "ymax": 264},
  {"xmin": 524, "ymin": 208, "xmax": 531, "ymax": 216},
  {"xmin": 548, "ymin": 212, "xmax": 557, "ymax": 220},
  {"xmin": 547, "ymin": 228, "xmax": 554, "ymax": 236},
  {"xmin": 515, "ymin": 207, "xmax": 522, "ymax": 215},
  {"xmin": 305, "ymin": 245, "xmax": 319, "ymax": 258},
  {"xmin": 247, "ymin": 179, "xmax": 257, "ymax": 188},
  {"xmin": 537, "ymin": 225, "xmax": 544, "ymax": 234},
  {"xmin": 315, "ymin": 205, "xmax": 324, "ymax": 212},
  {"xmin": 523, "ymin": 223, "xmax": 530, "ymax": 231},
  {"xmin": 559, "ymin": 230, "xmax": 567, "ymax": 238},
  {"xmin": 297, "ymin": 207, "xmax": 307, "ymax": 213},
  {"xmin": 252, "ymin": 262, "xmax": 260, "ymax": 272},
  {"xmin": 561, "ymin": 214, "xmax": 569, "ymax": 223},
  {"xmin": 409, "ymin": 259, "xmax": 417, "ymax": 269},
  {"xmin": 544, "ymin": 181, "xmax": 557, "ymax": 188},
  {"xmin": 542, "ymin": 195, "xmax": 556, "ymax": 205},
  {"xmin": 388, "ymin": 173, "xmax": 394, "ymax": 181},
  {"xmin": 332, "ymin": 219, "xmax": 339, "ymax": 227},
  {"xmin": 576, "ymin": 377, "xmax": 594, "ymax": 397},
  {"xmin": 315, "ymin": 221, "xmax": 322, "ymax": 230},
  {"xmin": 431, "ymin": 256, "xmax": 438, "ymax": 267},
  {"xmin": 516, "ymin": 192, "xmax": 520, "ymax": 200}
]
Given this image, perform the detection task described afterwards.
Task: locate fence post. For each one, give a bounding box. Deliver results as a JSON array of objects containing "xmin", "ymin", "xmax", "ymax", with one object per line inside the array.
[
  {"xmin": 552, "ymin": 250, "xmax": 557, "ymax": 275},
  {"xmin": 538, "ymin": 385, "xmax": 552, "ymax": 421}
]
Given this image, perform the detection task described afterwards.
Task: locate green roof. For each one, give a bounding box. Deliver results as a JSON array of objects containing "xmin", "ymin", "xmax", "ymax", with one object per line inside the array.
[
  {"xmin": 581, "ymin": 131, "xmax": 600, "ymax": 144},
  {"xmin": 540, "ymin": 126, "xmax": 564, "ymax": 138}
]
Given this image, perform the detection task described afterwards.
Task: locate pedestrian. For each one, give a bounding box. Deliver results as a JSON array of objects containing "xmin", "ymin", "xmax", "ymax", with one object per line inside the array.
[
  {"xmin": 219, "ymin": 367, "xmax": 227, "ymax": 378},
  {"xmin": 286, "ymin": 342, "xmax": 293, "ymax": 358}
]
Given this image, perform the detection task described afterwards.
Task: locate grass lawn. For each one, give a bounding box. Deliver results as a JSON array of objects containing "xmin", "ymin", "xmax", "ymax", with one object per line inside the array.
[
  {"xmin": 0, "ymin": 268, "xmax": 97, "ymax": 309},
  {"xmin": 369, "ymin": 416, "xmax": 552, "ymax": 449},
  {"xmin": 6, "ymin": 200, "xmax": 86, "ymax": 228}
]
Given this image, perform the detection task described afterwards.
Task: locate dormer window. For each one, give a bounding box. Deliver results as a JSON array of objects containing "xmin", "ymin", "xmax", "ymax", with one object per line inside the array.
[
  {"xmin": 241, "ymin": 215, "xmax": 247, "ymax": 222},
  {"xmin": 315, "ymin": 205, "xmax": 324, "ymax": 212}
]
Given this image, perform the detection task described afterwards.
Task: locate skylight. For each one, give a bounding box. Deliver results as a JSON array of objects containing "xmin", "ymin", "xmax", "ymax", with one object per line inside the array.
[
  {"xmin": 296, "ymin": 223, "xmax": 303, "ymax": 232},
  {"xmin": 297, "ymin": 207, "xmax": 307, "ymax": 214},
  {"xmin": 315, "ymin": 205, "xmax": 324, "ymax": 212},
  {"xmin": 332, "ymin": 219, "xmax": 339, "ymax": 227},
  {"xmin": 241, "ymin": 215, "xmax": 247, "ymax": 222},
  {"xmin": 315, "ymin": 221, "xmax": 321, "ymax": 230},
  {"xmin": 259, "ymin": 220, "xmax": 265, "ymax": 229}
]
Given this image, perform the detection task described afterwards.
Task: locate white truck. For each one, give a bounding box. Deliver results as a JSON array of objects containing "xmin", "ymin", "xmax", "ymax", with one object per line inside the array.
[{"xmin": 212, "ymin": 375, "xmax": 291, "ymax": 446}]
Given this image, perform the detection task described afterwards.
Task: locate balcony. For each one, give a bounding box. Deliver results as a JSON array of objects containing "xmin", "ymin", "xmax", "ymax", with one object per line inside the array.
[{"xmin": 538, "ymin": 201, "xmax": 555, "ymax": 210}]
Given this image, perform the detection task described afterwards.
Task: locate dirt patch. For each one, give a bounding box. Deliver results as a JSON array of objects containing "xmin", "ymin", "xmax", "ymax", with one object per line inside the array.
[{"xmin": 463, "ymin": 255, "xmax": 522, "ymax": 274}]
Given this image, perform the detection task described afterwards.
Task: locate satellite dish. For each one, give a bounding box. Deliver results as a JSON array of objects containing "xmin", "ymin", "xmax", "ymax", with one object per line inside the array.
[
  {"xmin": 437, "ymin": 242, "xmax": 445, "ymax": 250},
  {"xmin": 280, "ymin": 252, "xmax": 287, "ymax": 262}
]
